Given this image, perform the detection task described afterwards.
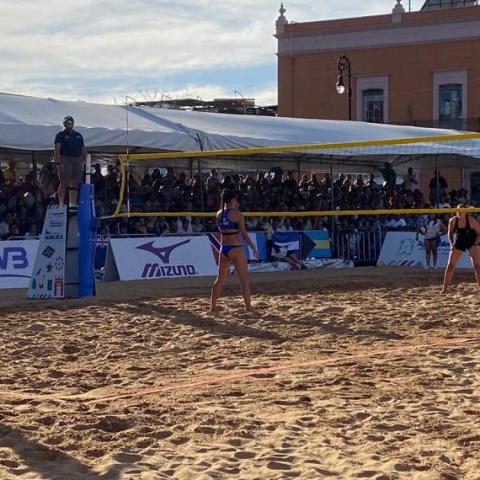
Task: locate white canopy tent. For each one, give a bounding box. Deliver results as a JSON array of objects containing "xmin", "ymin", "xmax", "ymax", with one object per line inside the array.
[{"xmin": 0, "ymin": 93, "xmax": 480, "ymax": 172}]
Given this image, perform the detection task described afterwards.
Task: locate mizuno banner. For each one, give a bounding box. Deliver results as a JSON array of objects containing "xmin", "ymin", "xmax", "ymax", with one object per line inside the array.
[{"xmin": 106, "ymin": 235, "xmax": 218, "ymax": 281}]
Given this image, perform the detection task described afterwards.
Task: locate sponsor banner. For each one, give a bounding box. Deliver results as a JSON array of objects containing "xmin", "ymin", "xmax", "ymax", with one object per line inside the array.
[
  {"xmin": 247, "ymin": 258, "xmax": 352, "ymax": 273},
  {"xmin": 207, "ymin": 233, "xmax": 222, "ymax": 265},
  {"xmin": 27, "ymin": 204, "xmax": 67, "ymax": 298},
  {"xmin": 244, "ymin": 232, "xmax": 267, "ymax": 261},
  {"xmin": 377, "ymin": 232, "xmax": 472, "ymax": 269},
  {"xmin": 302, "ymin": 231, "xmax": 331, "ymax": 258},
  {"xmin": 0, "ymin": 240, "xmax": 40, "ymax": 289},
  {"xmin": 108, "ymin": 235, "xmax": 218, "ymax": 281},
  {"xmin": 207, "ymin": 232, "xmax": 268, "ymax": 262}
]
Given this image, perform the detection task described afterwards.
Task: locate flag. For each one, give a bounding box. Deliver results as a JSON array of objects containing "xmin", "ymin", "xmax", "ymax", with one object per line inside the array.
[
  {"xmin": 302, "ymin": 231, "xmax": 331, "ymax": 258},
  {"xmin": 95, "ymin": 235, "xmax": 108, "ymax": 269},
  {"xmin": 272, "ymin": 232, "xmax": 301, "ymax": 255}
]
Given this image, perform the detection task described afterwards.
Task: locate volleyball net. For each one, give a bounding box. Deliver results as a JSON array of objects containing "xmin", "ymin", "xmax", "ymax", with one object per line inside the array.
[{"xmin": 98, "ymin": 132, "xmax": 480, "ymax": 226}]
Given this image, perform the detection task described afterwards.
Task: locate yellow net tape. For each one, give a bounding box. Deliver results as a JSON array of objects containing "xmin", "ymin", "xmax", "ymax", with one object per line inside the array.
[
  {"xmin": 119, "ymin": 132, "xmax": 480, "ymax": 161},
  {"xmin": 104, "ymin": 207, "xmax": 480, "ymax": 220}
]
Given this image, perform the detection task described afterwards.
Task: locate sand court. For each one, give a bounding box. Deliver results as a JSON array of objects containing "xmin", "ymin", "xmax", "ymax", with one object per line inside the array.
[{"xmin": 0, "ymin": 268, "xmax": 479, "ymax": 479}]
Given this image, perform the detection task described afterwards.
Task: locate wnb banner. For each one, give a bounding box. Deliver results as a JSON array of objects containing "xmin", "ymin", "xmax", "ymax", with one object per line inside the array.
[{"xmin": 0, "ymin": 240, "xmax": 39, "ymax": 289}]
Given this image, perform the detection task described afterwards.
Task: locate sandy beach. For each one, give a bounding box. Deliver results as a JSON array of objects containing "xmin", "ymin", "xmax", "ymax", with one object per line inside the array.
[{"xmin": 0, "ymin": 267, "xmax": 479, "ymax": 479}]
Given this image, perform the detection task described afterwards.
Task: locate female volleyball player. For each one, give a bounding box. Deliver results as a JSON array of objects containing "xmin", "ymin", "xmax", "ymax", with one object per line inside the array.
[
  {"xmin": 441, "ymin": 204, "xmax": 480, "ymax": 293},
  {"xmin": 210, "ymin": 190, "xmax": 259, "ymax": 312},
  {"xmin": 417, "ymin": 214, "xmax": 446, "ymax": 269}
]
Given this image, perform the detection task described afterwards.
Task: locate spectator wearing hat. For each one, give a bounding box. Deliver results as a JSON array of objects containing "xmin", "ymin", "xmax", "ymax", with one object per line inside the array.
[{"xmin": 54, "ymin": 115, "xmax": 87, "ymax": 206}]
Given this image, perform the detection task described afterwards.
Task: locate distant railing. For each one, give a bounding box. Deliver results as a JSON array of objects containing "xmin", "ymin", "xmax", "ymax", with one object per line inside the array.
[
  {"xmin": 332, "ymin": 229, "xmax": 383, "ymax": 266},
  {"xmin": 421, "ymin": 0, "xmax": 478, "ymax": 10}
]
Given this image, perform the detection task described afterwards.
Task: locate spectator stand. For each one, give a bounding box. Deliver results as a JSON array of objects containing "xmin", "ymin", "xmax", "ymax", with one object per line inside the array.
[
  {"xmin": 3, "ymin": 153, "xmax": 480, "ymax": 270},
  {"xmin": 2, "ymin": 101, "xmax": 480, "ymax": 275}
]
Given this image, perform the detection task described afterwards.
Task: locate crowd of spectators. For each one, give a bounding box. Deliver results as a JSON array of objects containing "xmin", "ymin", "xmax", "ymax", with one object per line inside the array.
[{"xmin": 1, "ymin": 159, "xmax": 479, "ymax": 240}]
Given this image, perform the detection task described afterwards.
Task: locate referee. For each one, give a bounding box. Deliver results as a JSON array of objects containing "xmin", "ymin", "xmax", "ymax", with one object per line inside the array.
[{"xmin": 54, "ymin": 115, "xmax": 87, "ymax": 206}]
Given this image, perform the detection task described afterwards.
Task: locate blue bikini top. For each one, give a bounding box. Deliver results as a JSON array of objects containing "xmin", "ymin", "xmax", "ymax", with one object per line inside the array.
[{"xmin": 218, "ymin": 208, "xmax": 239, "ymax": 232}]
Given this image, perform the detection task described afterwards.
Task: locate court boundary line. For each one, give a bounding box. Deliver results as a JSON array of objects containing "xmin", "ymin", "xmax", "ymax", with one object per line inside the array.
[{"xmin": 0, "ymin": 335, "xmax": 478, "ymax": 404}]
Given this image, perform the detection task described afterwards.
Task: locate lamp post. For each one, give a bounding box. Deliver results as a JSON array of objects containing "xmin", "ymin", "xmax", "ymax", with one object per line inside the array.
[{"xmin": 336, "ymin": 55, "xmax": 352, "ymax": 121}]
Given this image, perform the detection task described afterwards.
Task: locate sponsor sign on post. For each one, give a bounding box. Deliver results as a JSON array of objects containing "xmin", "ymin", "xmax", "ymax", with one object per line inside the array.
[
  {"xmin": 377, "ymin": 232, "xmax": 472, "ymax": 268},
  {"xmin": 0, "ymin": 240, "xmax": 39, "ymax": 289},
  {"xmin": 107, "ymin": 236, "xmax": 218, "ymax": 281},
  {"xmin": 27, "ymin": 205, "xmax": 67, "ymax": 298}
]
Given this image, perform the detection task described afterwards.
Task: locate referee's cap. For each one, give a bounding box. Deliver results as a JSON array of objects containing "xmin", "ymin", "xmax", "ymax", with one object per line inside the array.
[{"xmin": 63, "ymin": 115, "xmax": 74, "ymax": 125}]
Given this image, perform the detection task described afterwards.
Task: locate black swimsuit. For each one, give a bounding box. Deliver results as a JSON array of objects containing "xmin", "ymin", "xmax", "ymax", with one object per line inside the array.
[{"xmin": 454, "ymin": 216, "xmax": 477, "ymax": 252}]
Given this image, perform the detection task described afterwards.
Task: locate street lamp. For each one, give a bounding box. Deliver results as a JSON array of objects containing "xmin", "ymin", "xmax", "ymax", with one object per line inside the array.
[{"xmin": 336, "ymin": 55, "xmax": 352, "ymax": 121}]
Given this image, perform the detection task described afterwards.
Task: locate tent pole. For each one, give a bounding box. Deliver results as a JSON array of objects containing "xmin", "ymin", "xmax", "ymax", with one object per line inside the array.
[
  {"xmin": 32, "ymin": 151, "xmax": 38, "ymax": 187},
  {"xmin": 197, "ymin": 157, "xmax": 206, "ymax": 232},
  {"xmin": 330, "ymin": 155, "xmax": 335, "ymax": 241},
  {"xmin": 32, "ymin": 151, "xmax": 38, "ymax": 210},
  {"xmin": 195, "ymin": 134, "xmax": 207, "ymax": 232},
  {"xmin": 189, "ymin": 158, "xmax": 193, "ymax": 178}
]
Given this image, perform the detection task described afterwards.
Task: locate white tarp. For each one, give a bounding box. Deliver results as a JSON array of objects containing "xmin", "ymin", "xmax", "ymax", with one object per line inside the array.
[{"xmin": 1, "ymin": 92, "xmax": 479, "ymax": 159}]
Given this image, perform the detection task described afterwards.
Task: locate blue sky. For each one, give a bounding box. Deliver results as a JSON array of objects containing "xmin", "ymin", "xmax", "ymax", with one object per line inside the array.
[{"xmin": 1, "ymin": 0, "xmax": 425, "ymax": 105}]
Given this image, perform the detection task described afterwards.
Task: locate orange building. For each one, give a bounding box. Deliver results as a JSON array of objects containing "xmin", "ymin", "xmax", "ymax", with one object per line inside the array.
[
  {"xmin": 276, "ymin": 1, "xmax": 480, "ymax": 129},
  {"xmin": 275, "ymin": 0, "xmax": 480, "ymax": 193}
]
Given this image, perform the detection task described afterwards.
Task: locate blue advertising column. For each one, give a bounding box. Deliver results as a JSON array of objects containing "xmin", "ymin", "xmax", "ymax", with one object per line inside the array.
[{"xmin": 78, "ymin": 183, "xmax": 97, "ymax": 297}]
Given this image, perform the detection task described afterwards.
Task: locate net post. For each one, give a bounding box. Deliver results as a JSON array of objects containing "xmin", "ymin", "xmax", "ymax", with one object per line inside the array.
[
  {"xmin": 78, "ymin": 183, "xmax": 97, "ymax": 297},
  {"xmin": 435, "ymin": 155, "xmax": 440, "ymax": 207}
]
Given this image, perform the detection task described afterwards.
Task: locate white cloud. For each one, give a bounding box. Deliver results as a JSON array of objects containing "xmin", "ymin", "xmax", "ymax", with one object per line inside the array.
[{"xmin": 0, "ymin": 0, "xmax": 421, "ymax": 104}]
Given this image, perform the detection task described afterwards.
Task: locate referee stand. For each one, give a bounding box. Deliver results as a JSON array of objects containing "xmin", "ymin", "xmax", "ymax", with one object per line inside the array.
[{"xmin": 27, "ymin": 184, "xmax": 97, "ymax": 299}]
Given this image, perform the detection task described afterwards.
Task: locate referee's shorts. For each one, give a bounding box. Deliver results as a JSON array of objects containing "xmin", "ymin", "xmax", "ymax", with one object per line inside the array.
[{"xmin": 59, "ymin": 156, "xmax": 84, "ymax": 182}]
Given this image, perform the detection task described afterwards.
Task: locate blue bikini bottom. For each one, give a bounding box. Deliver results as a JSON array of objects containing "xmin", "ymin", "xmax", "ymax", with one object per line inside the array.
[{"xmin": 221, "ymin": 245, "xmax": 242, "ymax": 257}]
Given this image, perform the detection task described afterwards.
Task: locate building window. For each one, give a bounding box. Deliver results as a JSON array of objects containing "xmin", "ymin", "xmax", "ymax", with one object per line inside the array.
[
  {"xmin": 433, "ymin": 70, "xmax": 467, "ymax": 129},
  {"xmin": 356, "ymin": 76, "xmax": 389, "ymax": 123},
  {"xmin": 439, "ymin": 84, "xmax": 462, "ymax": 122},
  {"xmin": 362, "ymin": 89, "xmax": 384, "ymax": 123}
]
